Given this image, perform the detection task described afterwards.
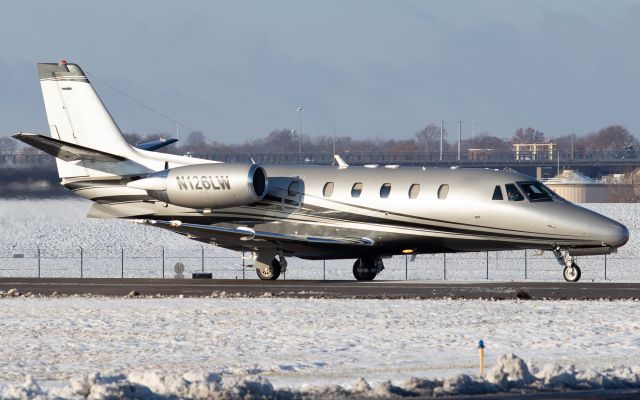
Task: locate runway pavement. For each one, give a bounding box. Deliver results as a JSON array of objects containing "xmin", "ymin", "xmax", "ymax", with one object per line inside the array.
[{"xmin": 1, "ymin": 278, "xmax": 640, "ymax": 299}]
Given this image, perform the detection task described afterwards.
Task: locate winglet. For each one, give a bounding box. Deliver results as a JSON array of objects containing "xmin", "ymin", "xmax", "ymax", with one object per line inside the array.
[{"xmin": 334, "ymin": 154, "xmax": 349, "ymax": 169}]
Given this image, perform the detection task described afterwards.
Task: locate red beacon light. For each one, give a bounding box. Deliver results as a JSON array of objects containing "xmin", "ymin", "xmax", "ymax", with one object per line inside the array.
[{"xmin": 59, "ymin": 60, "xmax": 68, "ymax": 65}]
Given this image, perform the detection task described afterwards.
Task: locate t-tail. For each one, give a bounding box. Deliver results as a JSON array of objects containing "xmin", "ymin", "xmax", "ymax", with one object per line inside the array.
[{"xmin": 13, "ymin": 61, "xmax": 213, "ymax": 183}]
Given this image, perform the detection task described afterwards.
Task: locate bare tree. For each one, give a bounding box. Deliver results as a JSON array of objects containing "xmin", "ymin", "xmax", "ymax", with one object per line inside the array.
[
  {"xmin": 608, "ymin": 170, "xmax": 640, "ymax": 202},
  {"xmin": 512, "ymin": 127, "xmax": 546, "ymax": 144},
  {"xmin": 415, "ymin": 123, "xmax": 446, "ymax": 153},
  {"xmin": 0, "ymin": 136, "xmax": 17, "ymax": 152}
]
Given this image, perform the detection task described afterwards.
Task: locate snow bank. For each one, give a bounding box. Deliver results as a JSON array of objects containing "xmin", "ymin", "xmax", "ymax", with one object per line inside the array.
[{"xmin": 2, "ymin": 354, "xmax": 640, "ymax": 399}]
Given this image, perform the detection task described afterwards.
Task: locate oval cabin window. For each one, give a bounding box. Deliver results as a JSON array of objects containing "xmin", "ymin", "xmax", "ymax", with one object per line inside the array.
[
  {"xmin": 437, "ymin": 184, "xmax": 449, "ymax": 200},
  {"xmin": 408, "ymin": 184, "xmax": 420, "ymax": 199},
  {"xmin": 351, "ymin": 182, "xmax": 363, "ymax": 198},
  {"xmin": 380, "ymin": 183, "xmax": 391, "ymax": 198},
  {"xmin": 323, "ymin": 182, "xmax": 335, "ymax": 197}
]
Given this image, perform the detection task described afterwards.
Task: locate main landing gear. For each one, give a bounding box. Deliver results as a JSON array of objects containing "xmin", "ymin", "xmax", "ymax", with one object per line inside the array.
[
  {"xmin": 253, "ymin": 251, "xmax": 287, "ymax": 280},
  {"xmin": 353, "ymin": 257, "xmax": 384, "ymax": 281},
  {"xmin": 553, "ymin": 247, "xmax": 581, "ymax": 282}
]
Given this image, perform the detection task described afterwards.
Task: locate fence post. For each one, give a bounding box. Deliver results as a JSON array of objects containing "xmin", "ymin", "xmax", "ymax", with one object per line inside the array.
[
  {"xmin": 37, "ymin": 245, "xmax": 41, "ymax": 278},
  {"xmin": 242, "ymin": 250, "xmax": 245, "ymax": 279},
  {"xmin": 161, "ymin": 246, "xmax": 165, "ymax": 279},
  {"xmin": 486, "ymin": 251, "xmax": 489, "ymax": 280},
  {"xmin": 604, "ymin": 254, "xmax": 607, "ymax": 281},
  {"xmin": 524, "ymin": 249, "xmax": 527, "ymax": 280},
  {"xmin": 201, "ymin": 245, "xmax": 204, "ymax": 272},
  {"xmin": 323, "ymin": 259, "xmax": 326, "ymax": 281},
  {"xmin": 121, "ymin": 246, "xmax": 124, "ymax": 279},
  {"xmin": 443, "ymin": 253, "xmax": 447, "ymax": 280},
  {"xmin": 405, "ymin": 254, "xmax": 408, "ymax": 280},
  {"xmin": 80, "ymin": 246, "xmax": 83, "ymax": 278}
]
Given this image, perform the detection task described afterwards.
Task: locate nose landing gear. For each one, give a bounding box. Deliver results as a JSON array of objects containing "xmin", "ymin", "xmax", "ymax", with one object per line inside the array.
[{"xmin": 553, "ymin": 248, "xmax": 581, "ymax": 282}]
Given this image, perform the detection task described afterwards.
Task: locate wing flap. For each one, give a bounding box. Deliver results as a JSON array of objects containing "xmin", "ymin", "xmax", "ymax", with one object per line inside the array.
[
  {"xmin": 135, "ymin": 219, "xmax": 375, "ymax": 248},
  {"xmin": 13, "ymin": 132, "xmax": 125, "ymax": 162}
]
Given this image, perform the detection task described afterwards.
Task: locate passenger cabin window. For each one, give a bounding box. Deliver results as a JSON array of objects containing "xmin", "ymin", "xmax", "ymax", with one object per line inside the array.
[
  {"xmin": 380, "ymin": 183, "xmax": 391, "ymax": 198},
  {"xmin": 408, "ymin": 184, "xmax": 420, "ymax": 199},
  {"xmin": 492, "ymin": 185, "xmax": 504, "ymax": 200},
  {"xmin": 437, "ymin": 184, "xmax": 449, "ymax": 200},
  {"xmin": 323, "ymin": 182, "xmax": 334, "ymax": 197},
  {"xmin": 288, "ymin": 181, "xmax": 300, "ymax": 196},
  {"xmin": 517, "ymin": 181, "xmax": 554, "ymax": 202},
  {"xmin": 351, "ymin": 182, "xmax": 363, "ymax": 198},
  {"xmin": 505, "ymin": 183, "xmax": 524, "ymax": 202}
]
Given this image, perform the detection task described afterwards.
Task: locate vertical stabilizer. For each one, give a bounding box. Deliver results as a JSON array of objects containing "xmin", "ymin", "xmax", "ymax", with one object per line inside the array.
[{"xmin": 38, "ymin": 61, "xmax": 134, "ymax": 179}]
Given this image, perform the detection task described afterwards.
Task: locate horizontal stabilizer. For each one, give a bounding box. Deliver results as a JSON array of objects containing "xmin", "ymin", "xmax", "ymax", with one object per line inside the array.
[
  {"xmin": 135, "ymin": 137, "xmax": 178, "ymax": 151},
  {"xmin": 12, "ymin": 132, "xmax": 125, "ymax": 162}
]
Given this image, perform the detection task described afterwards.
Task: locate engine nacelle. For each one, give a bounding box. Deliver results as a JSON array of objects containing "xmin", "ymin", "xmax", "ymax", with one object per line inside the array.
[{"xmin": 128, "ymin": 163, "xmax": 267, "ymax": 209}]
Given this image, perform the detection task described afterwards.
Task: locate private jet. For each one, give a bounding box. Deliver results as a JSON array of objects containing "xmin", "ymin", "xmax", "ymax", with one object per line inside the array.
[{"xmin": 13, "ymin": 61, "xmax": 629, "ymax": 282}]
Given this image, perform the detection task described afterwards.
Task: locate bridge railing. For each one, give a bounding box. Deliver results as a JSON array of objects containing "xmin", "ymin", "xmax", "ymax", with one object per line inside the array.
[{"xmin": 2, "ymin": 149, "xmax": 639, "ymax": 166}]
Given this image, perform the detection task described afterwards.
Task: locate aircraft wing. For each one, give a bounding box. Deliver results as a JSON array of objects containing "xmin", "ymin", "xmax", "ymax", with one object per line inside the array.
[
  {"xmin": 13, "ymin": 132, "xmax": 125, "ymax": 162},
  {"xmin": 135, "ymin": 219, "xmax": 375, "ymax": 249}
]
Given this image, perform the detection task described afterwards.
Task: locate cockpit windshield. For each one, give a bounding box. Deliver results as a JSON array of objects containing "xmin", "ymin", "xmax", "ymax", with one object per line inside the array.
[{"xmin": 516, "ymin": 181, "xmax": 556, "ymax": 202}]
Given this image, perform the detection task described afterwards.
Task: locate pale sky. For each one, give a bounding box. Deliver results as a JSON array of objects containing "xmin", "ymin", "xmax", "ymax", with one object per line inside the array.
[{"xmin": 1, "ymin": 0, "xmax": 639, "ymax": 143}]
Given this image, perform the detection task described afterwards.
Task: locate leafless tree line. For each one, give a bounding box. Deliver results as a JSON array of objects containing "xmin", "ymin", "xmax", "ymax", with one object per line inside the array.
[{"xmin": 1, "ymin": 124, "xmax": 636, "ymax": 157}]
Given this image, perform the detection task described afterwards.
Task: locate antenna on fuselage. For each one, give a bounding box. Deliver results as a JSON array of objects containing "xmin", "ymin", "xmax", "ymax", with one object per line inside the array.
[{"xmin": 334, "ymin": 154, "xmax": 349, "ymax": 169}]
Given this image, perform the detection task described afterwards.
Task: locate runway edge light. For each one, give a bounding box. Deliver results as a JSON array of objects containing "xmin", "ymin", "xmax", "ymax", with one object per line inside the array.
[{"xmin": 478, "ymin": 339, "xmax": 485, "ymax": 377}]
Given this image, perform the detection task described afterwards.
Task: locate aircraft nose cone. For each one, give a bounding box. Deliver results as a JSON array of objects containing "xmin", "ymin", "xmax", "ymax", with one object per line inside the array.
[{"xmin": 606, "ymin": 222, "xmax": 629, "ymax": 248}]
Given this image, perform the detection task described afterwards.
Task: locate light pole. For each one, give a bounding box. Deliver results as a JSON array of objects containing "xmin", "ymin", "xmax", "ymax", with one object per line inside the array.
[
  {"xmin": 440, "ymin": 120, "xmax": 444, "ymax": 161},
  {"xmin": 297, "ymin": 106, "xmax": 304, "ymax": 153},
  {"xmin": 329, "ymin": 121, "xmax": 336, "ymax": 164},
  {"xmin": 458, "ymin": 120, "xmax": 462, "ymax": 162}
]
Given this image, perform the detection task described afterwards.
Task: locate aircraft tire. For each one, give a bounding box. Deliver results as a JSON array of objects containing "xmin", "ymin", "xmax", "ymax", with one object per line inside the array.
[
  {"xmin": 256, "ymin": 259, "xmax": 282, "ymax": 280},
  {"xmin": 563, "ymin": 263, "xmax": 581, "ymax": 282},
  {"xmin": 353, "ymin": 258, "xmax": 379, "ymax": 281}
]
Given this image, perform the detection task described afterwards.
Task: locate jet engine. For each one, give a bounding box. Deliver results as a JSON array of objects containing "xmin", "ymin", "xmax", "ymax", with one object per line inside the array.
[{"xmin": 127, "ymin": 163, "xmax": 267, "ymax": 209}]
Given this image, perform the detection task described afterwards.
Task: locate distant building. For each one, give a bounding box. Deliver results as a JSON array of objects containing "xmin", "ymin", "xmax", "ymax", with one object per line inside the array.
[
  {"xmin": 543, "ymin": 169, "xmax": 632, "ymax": 203},
  {"xmin": 513, "ymin": 143, "xmax": 555, "ymax": 161},
  {"xmin": 467, "ymin": 148, "xmax": 495, "ymax": 161}
]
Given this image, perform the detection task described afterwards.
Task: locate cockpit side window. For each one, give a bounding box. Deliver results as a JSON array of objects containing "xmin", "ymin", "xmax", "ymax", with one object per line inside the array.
[
  {"xmin": 492, "ymin": 185, "xmax": 504, "ymax": 200},
  {"xmin": 517, "ymin": 181, "xmax": 554, "ymax": 202},
  {"xmin": 505, "ymin": 183, "xmax": 524, "ymax": 202}
]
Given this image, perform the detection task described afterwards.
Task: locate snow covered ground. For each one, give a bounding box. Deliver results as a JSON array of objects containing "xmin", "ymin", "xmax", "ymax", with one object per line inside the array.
[
  {"xmin": 0, "ymin": 297, "xmax": 639, "ymax": 398},
  {"xmin": 0, "ymin": 199, "xmax": 638, "ymax": 280}
]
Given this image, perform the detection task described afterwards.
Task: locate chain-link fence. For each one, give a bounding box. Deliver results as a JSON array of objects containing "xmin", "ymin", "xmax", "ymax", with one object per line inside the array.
[{"xmin": 0, "ymin": 245, "xmax": 633, "ymax": 281}]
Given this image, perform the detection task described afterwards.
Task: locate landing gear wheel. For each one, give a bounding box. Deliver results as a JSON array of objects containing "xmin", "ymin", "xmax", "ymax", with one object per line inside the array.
[
  {"xmin": 353, "ymin": 257, "xmax": 383, "ymax": 281},
  {"xmin": 256, "ymin": 259, "xmax": 282, "ymax": 280},
  {"xmin": 563, "ymin": 263, "xmax": 581, "ymax": 282}
]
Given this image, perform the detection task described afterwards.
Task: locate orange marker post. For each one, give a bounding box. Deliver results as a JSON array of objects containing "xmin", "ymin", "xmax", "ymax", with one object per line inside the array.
[{"xmin": 478, "ymin": 340, "xmax": 485, "ymax": 377}]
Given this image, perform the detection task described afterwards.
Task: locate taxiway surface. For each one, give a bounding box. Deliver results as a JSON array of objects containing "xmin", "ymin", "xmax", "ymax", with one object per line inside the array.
[{"xmin": 1, "ymin": 278, "xmax": 639, "ymax": 299}]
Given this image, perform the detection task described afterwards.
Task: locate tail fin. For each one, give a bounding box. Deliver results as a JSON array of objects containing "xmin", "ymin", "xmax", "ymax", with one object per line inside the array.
[{"xmin": 38, "ymin": 61, "xmax": 134, "ymax": 179}]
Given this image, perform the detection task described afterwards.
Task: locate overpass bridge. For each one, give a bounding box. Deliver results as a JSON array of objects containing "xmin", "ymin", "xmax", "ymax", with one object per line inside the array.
[{"xmin": 2, "ymin": 150, "xmax": 639, "ymax": 179}]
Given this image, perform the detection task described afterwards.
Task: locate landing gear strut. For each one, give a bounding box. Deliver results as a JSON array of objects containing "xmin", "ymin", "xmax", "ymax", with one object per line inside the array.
[
  {"xmin": 553, "ymin": 248, "xmax": 581, "ymax": 282},
  {"xmin": 353, "ymin": 257, "xmax": 384, "ymax": 281}
]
